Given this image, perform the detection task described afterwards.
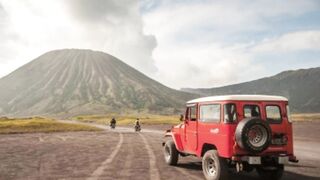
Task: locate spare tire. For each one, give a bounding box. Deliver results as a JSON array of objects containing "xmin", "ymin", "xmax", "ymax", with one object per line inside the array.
[{"xmin": 235, "ymin": 118, "xmax": 272, "ymax": 154}]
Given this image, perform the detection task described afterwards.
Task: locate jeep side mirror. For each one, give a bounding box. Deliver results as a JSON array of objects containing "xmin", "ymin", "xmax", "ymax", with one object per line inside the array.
[{"xmin": 179, "ymin": 114, "xmax": 184, "ymax": 121}]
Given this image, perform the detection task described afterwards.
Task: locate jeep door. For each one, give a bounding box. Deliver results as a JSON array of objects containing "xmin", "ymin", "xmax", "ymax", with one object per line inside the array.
[
  {"xmin": 262, "ymin": 102, "xmax": 293, "ymax": 153},
  {"xmin": 185, "ymin": 104, "xmax": 198, "ymax": 152},
  {"xmin": 197, "ymin": 103, "xmax": 222, "ymax": 153}
]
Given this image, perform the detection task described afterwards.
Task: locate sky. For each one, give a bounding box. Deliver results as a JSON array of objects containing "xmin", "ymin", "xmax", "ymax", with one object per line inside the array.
[{"xmin": 0, "ymin": 0, "xmax": 319, "ymax": 89}]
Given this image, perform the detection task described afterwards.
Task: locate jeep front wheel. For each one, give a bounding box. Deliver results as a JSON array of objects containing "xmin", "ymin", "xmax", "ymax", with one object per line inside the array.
[
  {"xmin": 163, "ymin": 140, "xmax": 179, "ymax": 165},
  {"xmin": 202, "ymin": 150, "xmax": 229, "ymax": 180}
]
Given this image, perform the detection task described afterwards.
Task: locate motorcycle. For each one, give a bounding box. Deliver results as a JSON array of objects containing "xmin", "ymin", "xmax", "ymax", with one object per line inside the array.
[
  {"xmin": 110, "ymin": 123, "xmax": 116, "ymax": 129},
  {"xmin": 135, "ymin": 125, "xmax": 141, "ymax": 132}
]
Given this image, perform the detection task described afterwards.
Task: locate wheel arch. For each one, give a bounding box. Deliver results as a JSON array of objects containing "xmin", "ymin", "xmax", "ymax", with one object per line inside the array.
[
  {"xmin": 162, "ymin": 132, "xmax": 172, "ymax": 146},
  {"xmin": 201, "ymin": 143, "xmax": 217, "ymax": 157},
  {"xmin": 163, "ymin": 131, "xmax": 184, "ymax": 151}
]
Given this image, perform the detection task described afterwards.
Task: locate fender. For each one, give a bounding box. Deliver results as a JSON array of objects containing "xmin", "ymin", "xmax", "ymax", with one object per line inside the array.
[{"xmin": 163, "ymin": 130, "xmax": 184, "ymax": 152}]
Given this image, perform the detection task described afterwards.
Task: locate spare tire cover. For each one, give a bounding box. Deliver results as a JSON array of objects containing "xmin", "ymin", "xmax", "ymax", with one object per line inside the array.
[{"xmin": 235, "ymin": 118, "xmax": 272, "ymax": 154}]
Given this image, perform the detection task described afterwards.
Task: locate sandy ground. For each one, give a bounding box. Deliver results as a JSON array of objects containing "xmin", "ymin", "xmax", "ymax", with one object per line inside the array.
[{"xmin": 0, "ymin": 121, "xmax": 319, "ymax": 180}]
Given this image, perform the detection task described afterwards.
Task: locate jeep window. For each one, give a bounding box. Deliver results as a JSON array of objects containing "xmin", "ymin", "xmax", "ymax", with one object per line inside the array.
[
  {"xmin": 266, "ymin": 105, "xmax": 282, "ymax": 123},
  {"xmin": 200, "ymin": 104, "xmax": 220, "ymax": 123},
  {"xmin": 244, "ymin": 105, "xmax": 260, "ymax": 118},
  {"xmin": 224, "ymin": 104, "xmax": 237, "ymax": 123},
  {"xmin": 187, "ymin": 106, "xmax": 197, "ymax": 121}
]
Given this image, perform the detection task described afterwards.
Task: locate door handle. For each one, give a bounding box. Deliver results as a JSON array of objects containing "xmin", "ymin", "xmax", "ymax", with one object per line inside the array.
[{"xmin": 210, "ymin": 128, "xmax": 219, "ymax": 134}]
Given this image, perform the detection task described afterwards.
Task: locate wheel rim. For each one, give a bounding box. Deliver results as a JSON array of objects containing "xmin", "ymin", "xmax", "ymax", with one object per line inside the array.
[
  {"xmin": 248, "ymin": 125, "xmax": 268, "ymax": 148},
  {"xmin": 204, "ymin": 155, "xmax": 217, "ymax": 177},
  {"xmin": 164, "ymin": 145, "xmax": 171, "ymax": 161}
]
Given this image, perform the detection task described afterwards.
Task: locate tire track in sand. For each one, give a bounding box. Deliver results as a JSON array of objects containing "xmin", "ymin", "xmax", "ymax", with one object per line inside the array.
[
  {"xmin": 87, "ymin": 133, "xmax": 124, "ymax": 180},
  {"xmin": 139, "ymin": 133, "xmax": 160, "ymax": 180},
  {"xmin": 118, "ymin": 133, "xmax": 134, "ymax": 178}
]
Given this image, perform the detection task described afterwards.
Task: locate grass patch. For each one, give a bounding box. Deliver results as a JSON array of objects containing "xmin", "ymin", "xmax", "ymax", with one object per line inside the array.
[
  {"xmin": 72, "ymin": 114, "xmax": 181, "ymax": 125},
  {"xmin": 291, "ymin": 113, "xmax": 320, "ymax": 122},
  {"xmin": 0, "ymin": 117, "xmax": 101, "ymax": 134}
]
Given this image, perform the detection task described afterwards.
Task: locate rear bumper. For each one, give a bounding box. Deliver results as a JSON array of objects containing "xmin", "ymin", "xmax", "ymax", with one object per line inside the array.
[{"xmin": 232, "ymin": 155, "xmax": 298, "ymax": 165}]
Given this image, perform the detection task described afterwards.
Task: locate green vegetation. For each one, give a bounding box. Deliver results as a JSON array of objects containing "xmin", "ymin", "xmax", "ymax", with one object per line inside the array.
[
  {"xmin": 0, "ymin": 117, "xmax": 101, "ymax": 134},
  {"xmin": 72, "ymin": 114, "xmax": 181, "ymax": 125},
  {"xmin": 72, "ymin": 113, "xmax": 320, "ymax": 125},
  {"xmin": 292, "ymin": 113, "xmax": 320, "ymax": 122}
]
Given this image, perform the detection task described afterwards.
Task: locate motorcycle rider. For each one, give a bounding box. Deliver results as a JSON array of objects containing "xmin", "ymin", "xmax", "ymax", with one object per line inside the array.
[{"xmin": 110, "ymin": 117, "xmax": 116, "ymax": 129}]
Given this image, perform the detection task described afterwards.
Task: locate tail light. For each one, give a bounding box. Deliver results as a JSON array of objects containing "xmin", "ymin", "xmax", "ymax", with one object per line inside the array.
[{"xmin": 286, "ymin": 105, "xmax": 292, "ymax": 123}]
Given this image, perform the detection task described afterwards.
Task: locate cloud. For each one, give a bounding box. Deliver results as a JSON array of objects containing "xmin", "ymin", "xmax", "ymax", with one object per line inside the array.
[
  {"xmin": 253, "ymin": 31, "xmax": 320, "ymax": 53},
  {"xmin": 143, "ymin": 0, "xmax": 319, "ymax": 37},
  {"xmin": 142, "ymin": 0, "xmax": 320, "ymax": 88},
  {"xmin": 0, "ymin": 0, "xmax": 157, "ymax": 78},
  {"xmin": 150, "ymin": 41, "xmax": 256, "ymax": 88},
  {"xmin": 69, "ymin": 0, "xmax": 135, "ymax": 22},
  {"xmin": 0, "ymin": 0, "xmax": 319, "ymax": 89}
]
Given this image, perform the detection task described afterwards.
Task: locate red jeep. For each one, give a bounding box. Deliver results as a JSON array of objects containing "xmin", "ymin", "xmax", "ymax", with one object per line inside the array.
[{"xmin": 163, "ymin": 95, "xmax": 298, "ymax": 180}]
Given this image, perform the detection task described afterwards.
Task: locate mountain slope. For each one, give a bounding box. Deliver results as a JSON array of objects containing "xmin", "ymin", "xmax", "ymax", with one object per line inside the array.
[
  {"xmin": 0, "ymin": 49, "xmax": 196, "ymax": 117},
  {"xmin": 182, "ymin": 67, "xmax": 320, "ymax": 113}
]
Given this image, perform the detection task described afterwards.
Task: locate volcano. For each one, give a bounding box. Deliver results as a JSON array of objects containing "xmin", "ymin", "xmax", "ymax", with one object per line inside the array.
[{"xmin": 0, "ymin": 49, "xmax": 196, "ymax": 117}]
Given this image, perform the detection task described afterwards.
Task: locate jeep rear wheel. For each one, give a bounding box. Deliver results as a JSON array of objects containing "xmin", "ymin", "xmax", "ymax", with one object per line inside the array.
[
  {"xmin": 256, "ymin": 165, "xmax": 284, "ymax": 180},
  {"xmin": 202, "ymin": 150, "xmax": 229, "ymax": 180},
  {"xmin": 163, "ymin": 140, "xmax": 179, "ymax": 165},
  {"xmin": 235, "ymin": 118, "xmax": 272, "ymax": 153}
]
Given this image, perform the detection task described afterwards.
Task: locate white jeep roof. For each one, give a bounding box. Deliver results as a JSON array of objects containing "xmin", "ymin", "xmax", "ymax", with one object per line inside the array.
[{"xmin": 187, "ymin": 95, "xmax": 288, "ymax": 104}]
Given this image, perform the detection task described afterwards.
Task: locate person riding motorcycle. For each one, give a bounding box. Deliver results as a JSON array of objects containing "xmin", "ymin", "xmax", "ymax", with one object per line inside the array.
[
  {"xmin": 134, "ymin": 118, "xmax": 141, "ymax": 132},
  {"xmin": 110, "ymin": 117, "xmax": 116, "ymax": 129}
]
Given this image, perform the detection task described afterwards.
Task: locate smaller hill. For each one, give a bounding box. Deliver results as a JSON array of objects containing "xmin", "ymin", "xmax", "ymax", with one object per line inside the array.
[{"xmin": 182, "ymin": 67, "xmax": 320, "ymax": 113}]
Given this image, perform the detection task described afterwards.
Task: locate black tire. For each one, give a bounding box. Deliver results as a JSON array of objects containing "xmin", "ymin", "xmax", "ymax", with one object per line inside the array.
[
  {"xmin": 163, "ymin": 140, "xmax": 179, "ymax": 165},
  {"xmin": 235, "ymin": 118, "xmax": 272, "ymax": 153},
  {"xmin": 202, "ymin": 150, "xmax": 229, "ymax": 180},
  {"xmin": 257, "ymin": 165, "xmax": 284, "ymax": 180}
]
